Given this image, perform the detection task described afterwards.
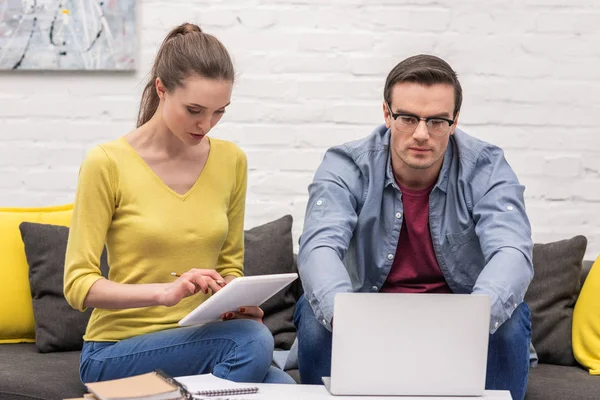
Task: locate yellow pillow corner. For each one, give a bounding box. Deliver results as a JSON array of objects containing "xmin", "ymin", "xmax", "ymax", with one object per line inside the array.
[
  {"xmin": 573, "ymin": 255, "xmax": 600, "ymax": 375},
  {"xmin": 0, "ymin": 204, "xmax": 74, "ymax": 343}
]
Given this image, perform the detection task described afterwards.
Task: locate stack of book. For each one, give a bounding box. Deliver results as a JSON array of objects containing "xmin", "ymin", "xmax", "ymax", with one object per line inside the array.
[{"xmin": 64, "ymin": 370, "xmax": 260, "ymax": 400}]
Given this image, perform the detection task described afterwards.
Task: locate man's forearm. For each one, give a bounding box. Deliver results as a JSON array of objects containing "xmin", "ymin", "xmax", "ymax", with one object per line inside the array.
[
  {"xmin": 299, "ymin": 246, "xmax": 353, "ymax": 330},
  {"xmin": 472, "ymin": 247, "xmax": 533, "ymax": 333}
]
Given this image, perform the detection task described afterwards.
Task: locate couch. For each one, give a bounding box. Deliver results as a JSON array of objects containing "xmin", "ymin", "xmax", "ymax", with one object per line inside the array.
[{"xmin": 0, "ymin": 212, "xmax": 598, "ymax": 400}]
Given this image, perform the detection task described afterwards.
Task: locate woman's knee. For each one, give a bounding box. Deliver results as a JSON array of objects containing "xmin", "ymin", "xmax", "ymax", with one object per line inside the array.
[
  {"xmin": 224, "ymin": 320, "xmax": 274, "ymax": 380},
  {"xmin": 231, "ymin": 319, "xmax": 274, "ymax": 352},
  {"xmin": 263, "ymin": 366, "xmax": 297, "ymax": 384}
]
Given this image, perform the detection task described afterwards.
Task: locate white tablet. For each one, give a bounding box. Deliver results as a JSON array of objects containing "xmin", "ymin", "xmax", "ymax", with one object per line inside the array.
[{"xmin": 178, "ymin": 273, "xmax": 298, "ymax": 326}]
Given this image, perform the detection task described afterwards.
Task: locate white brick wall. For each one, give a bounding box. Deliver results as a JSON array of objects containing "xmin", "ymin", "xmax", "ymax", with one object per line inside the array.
[{"xmin": 1, "ymin": 0, "xmax": 599, "ymax": 260}]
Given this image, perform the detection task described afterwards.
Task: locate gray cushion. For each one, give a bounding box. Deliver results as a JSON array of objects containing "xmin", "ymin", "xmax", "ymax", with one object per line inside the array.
[
  {"xmin": 0, "ymin": 343, "xmax": 85, "ymax": 400},
  {"xmin": 19, "ymin": 222, "xmax": 109, "ymax": 353},
  {"xmin": 525, "ymin": 236, "xmax": 587, "ymax": 366},
  {"xmin": 527, "ymin": 363, "xmax": 600, "ymax": 400},
  {"xmin": 243, "ymin": 215, "xmax": 298, "ymax": 350}
]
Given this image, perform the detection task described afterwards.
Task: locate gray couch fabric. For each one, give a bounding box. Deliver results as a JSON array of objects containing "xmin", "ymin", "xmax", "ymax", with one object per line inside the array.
[
  {"xmin": 527, "ymin": 363, "xmax": 600, "ymax": 400},
  {"xmin": 0, "ymin": 343, "xmax": 84, "ymax": 400}
]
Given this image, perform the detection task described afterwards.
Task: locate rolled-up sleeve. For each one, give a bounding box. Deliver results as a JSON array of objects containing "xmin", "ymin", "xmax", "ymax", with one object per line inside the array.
[
  {"xmin": 298, "ymin": 146, "xmax": 364, "ymax": 330},
  {"xmin": 470, "ymin": 145, "xmax": 534, "ymax": 333}
]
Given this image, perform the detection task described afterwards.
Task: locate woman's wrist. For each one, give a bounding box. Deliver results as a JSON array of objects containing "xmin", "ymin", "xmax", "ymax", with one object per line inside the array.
[{"xmin": 152, "ymin": 283, "xmax": 170, "ymax": 306}]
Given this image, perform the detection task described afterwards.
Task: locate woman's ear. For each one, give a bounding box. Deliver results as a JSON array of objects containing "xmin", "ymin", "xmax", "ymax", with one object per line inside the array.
[{"xmin": 155, "ymin": 77, "xmax": 166, "ymax": 100}]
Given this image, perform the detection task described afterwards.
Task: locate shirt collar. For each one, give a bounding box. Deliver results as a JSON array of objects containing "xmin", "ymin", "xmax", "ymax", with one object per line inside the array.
[{"xmin": 384, "ymin": 128, "xmax": 396, "ymax": 188}]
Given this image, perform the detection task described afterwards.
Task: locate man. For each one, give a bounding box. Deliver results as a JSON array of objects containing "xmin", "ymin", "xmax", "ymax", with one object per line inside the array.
[{"xmin": 294, "ymin": 54, "xmax": 533, "ymax": 400}]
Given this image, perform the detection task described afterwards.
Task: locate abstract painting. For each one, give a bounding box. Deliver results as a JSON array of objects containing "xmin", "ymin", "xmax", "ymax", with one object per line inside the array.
[{"xmin": 0, "ymin": 0, "xmax": 136, "ymax": 70}]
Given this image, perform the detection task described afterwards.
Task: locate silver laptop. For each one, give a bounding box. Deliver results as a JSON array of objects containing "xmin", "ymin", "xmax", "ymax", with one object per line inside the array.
[{"xmin": 322, "ymin": 293, "xmax": 490, "ymax": 396}]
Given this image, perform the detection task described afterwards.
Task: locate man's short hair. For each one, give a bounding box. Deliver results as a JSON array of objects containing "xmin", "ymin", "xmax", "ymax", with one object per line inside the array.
[{"xmin": 384, "ymin": 54, "xmax": 463, "ymax": 118}]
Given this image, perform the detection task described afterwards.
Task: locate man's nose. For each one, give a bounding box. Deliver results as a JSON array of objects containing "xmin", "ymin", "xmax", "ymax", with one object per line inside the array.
[{"xmin": 412, "ymin": 119, "xmax": 429, "ymax": 141}]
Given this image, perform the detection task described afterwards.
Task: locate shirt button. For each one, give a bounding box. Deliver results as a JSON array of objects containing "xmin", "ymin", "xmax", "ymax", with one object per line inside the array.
[
  {"xmin": 316, "ymin": 200, "xmax": 323, "ymax": 206},
  {"xmin": 322, "ymin": 319, "xmax": 327, "ymax": 325},
  {"xmin": 395, "ymin": 212, "xmax": 402, "ymax": 219},
  {"xmin": 371, "ymin": 286, "xmax": 378, "ymax": 292},
  {"xmin": 494, "ymin": 321, "xmax": 499, "ymax": 329},
  {"xmin": 514, "ymin": 303, "xmax": 519, "ymax": 309},
  {"xmin": 387, "ymin": 254, "xmax": 394, "ymax": 260}
]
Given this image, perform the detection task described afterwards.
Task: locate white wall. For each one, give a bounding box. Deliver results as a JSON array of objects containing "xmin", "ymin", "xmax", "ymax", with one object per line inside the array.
[{"xmin": 1, "ymin": 0, "xmax": 599, "ymax": 259}]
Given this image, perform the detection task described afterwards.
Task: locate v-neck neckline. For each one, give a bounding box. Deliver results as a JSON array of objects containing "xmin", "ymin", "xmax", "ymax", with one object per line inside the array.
[{"xmin": 120, "ymin": 136, "xmax": 212, "ymax": 200}]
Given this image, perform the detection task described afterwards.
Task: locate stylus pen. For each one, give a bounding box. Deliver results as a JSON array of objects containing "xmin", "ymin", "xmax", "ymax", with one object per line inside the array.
[{"xmin": 170, "ymin": 272, "xmax": 226, "ymax": 286}]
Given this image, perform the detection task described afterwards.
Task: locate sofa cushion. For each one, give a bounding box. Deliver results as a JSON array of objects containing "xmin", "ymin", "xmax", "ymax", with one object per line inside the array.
[
  {"xmin": 19, "ymin": 222, "xmax": 109, "ymax": 353},
  {"xmin": 526, "ymin": 363, "xmax": 600, "ymax": 400},
  {"xmin": 243, "ymin": 215, "xmax": 298, "ymax": 350},
  {"xmin": 0, "ymin": 343, "xmax": 85, "ymax": 400},
  {"xmin": 573, "ymin": 255, "xmax": 600, "ymax": 375},
  {"xmin": 525, "ymin": 236, "xmax": 587, "ymax": 366},
  {"xmin": 0, "ymin": 204, "xmax": 73, "ymax": 344}
]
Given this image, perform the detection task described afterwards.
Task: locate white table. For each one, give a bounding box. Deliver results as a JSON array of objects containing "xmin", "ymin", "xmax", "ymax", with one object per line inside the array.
[{"xmin": 210, "ymin": 383, "xmax": 512, "ymax": 400}]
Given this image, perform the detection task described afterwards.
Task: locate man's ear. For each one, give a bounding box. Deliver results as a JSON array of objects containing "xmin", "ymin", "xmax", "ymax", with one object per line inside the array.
[
  {"xmin": 449, "ymin": 111, "xmax": 460, "ymax": 135},
  {"xmin": 155, "ymin": 77, "xmax": 166, "ymax": 100},
  {"xmin": 383, "ymin": 101, "xmax": 391, "ymax": 129}
]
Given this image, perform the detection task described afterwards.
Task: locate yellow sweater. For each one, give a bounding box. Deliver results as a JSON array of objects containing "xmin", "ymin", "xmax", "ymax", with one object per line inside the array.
[{"xmin": 64, "ymin": 137, "xmax": 247, "ymax": 342}]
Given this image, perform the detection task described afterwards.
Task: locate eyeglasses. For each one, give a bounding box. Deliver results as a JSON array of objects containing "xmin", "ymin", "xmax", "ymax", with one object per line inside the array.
[{"xmin": 386, "ymin": 102, "xmax": 455, "ymax": 137}]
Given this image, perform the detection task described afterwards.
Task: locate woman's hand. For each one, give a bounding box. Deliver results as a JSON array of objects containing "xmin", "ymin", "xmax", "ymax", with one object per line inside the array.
[
  {"xmin": 157, "ymin": 269, "xmax": 225, "ymax": 307},
  {"xmin": 221, "ymin": 306, "xmax": 264, "ymax": 323}
]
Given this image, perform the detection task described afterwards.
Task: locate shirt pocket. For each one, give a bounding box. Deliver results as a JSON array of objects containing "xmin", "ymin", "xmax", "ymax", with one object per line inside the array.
[
  {"xmin": 447, "ymin": 222, "xmax": 478, "ymax": 248},
  {"xmin": 445, "ymin": 223, "xmax": 485, "ymax": 289}
]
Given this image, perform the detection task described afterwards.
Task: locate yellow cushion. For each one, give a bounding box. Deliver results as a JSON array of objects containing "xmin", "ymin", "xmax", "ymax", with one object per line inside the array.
[
  {"xmin": 0, "ymin": 204, "xmax": 73, "ymax": 343},
  {"xmin": 573, "ymin": 255, "xmax": 600, "ymax": 374}
]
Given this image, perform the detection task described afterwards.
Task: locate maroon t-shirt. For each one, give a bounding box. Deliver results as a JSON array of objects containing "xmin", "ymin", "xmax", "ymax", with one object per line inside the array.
[{"xmin": 381, "ymin": 181, "xmax": 452, "ymax": 294}]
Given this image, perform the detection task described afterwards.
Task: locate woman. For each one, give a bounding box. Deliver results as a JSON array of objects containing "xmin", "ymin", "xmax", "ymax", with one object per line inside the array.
[{"xmin": 63, "ymin": 22, "xmax": 294, "ymax": 384}]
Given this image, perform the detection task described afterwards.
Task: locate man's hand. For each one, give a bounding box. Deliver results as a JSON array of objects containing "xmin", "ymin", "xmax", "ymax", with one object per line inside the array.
[
  {"xmin": 221, "ymin": 306, "xmax": 264, "ymax": 323},
  {"xmin": 157, "ymin": 269, "xmax": 225, "ymax": 307}
]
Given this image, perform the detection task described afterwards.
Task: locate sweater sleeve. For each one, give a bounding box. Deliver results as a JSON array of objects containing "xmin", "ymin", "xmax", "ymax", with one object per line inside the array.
[
  {"xmin": 215, "ymin": 147, "xmax": 247, "ymax": 278},
  {"xmin": 64, "ymin": 145, "xmax": 116, "ymax": 312}
]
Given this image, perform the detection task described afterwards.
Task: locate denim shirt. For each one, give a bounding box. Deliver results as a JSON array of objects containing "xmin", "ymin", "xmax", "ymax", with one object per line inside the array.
[{"xmin": 298, "ymin": 124, "xmax": 533, "ymax": 334}]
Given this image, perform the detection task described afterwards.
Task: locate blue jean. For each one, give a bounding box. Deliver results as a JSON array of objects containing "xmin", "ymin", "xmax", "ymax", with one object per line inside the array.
[
  {"xmin": 293, "ymin": 294, "xmax": 531, "ymax": 400},
  {"xmin": 80, "ymin": 319, "xmax": 295, "ymax": 384}
]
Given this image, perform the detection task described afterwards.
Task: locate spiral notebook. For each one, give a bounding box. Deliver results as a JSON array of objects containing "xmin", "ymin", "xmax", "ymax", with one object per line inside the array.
[{"xmin": 175, "ymin": 373, "xmax": 259, "ymax": 397}]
